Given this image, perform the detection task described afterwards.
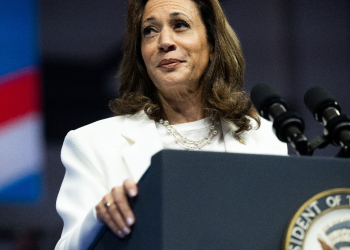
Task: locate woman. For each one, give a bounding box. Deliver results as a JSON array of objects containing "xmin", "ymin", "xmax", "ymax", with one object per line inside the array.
[{"xmin": 55, "ymin": 0, "xmax": 287, "ymax": 249}]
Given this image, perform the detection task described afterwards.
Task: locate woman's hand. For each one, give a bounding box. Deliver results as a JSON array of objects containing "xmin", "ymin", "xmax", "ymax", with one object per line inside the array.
[{"xmin": 96, "ymin": 179, "xmax": 138, "ymax": 238}]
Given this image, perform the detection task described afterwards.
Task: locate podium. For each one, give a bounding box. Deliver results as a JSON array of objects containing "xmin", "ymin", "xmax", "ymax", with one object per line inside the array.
[{"xmin": 90, "ymin": 150, "xmax": 350, "ymax": 250}]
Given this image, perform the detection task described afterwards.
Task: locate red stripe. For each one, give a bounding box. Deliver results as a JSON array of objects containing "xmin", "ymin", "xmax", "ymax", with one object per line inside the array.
[{"xmin": 0, "ymin": 70, "xmax": 41, "ymax": 126}]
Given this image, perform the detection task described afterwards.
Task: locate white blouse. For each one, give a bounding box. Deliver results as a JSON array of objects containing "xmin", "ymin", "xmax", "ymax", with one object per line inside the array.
[{"xmin": 155, "ymin": 118, "xmax": 226, "ymax": 152}]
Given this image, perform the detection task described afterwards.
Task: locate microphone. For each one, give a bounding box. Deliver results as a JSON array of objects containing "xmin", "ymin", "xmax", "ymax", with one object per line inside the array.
[
  {"xmin": 251, "ymin": 83, "xmax": 309, "ymax": 155},
  {"xmin": 304, "ymin": 86, "xmax": 350, "ymax": 149}
]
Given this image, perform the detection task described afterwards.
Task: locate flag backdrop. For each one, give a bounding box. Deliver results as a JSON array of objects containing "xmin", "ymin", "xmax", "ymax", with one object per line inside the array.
[{"xmin": 0, "ymin": 0, "xmax": 43, "ymax": 202}]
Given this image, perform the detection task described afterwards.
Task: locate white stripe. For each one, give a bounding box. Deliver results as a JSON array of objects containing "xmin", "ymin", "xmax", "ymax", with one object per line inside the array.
[
  {"xmin": 0, "ymin": 113, "xmax": 44, "ymax": 190},
  {"xmin": 0, "ymin": 66, "xmax": 38, "ymax": 85}
]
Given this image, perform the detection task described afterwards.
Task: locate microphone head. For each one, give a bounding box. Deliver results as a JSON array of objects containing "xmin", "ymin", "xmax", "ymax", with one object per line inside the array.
[
  {"xmin": 251, "ymin": 83, "xmax": 286, "ymax": 120},
  {"xmin": 304, "ymin": 86, "xmax": 340, "ymax": 121}
]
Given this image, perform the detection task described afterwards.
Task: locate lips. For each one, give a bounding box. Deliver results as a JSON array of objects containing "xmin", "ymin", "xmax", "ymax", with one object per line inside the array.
[{"xmin": 158, "ymin": 59, "xmax": 183, "ymax": 68}]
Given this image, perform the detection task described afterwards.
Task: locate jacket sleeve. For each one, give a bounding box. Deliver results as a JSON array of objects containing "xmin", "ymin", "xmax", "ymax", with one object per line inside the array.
[{"xmin": 55, "ymin": 130, "xmax": 108, "ymax": 250}]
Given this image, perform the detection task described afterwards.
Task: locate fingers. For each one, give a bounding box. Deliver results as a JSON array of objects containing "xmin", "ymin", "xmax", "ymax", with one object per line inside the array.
[
  {"xmin": 107, "ymin": 199, "xmax": 131, "ymax": 236},
  {"xmin": 101, "ymin": 207, "xmax": 126, "ymax": 238},
  {"xmin": 124, "ymin": 179, "xmax": 138, "ymax": 198},
  {"xmin": 111, "ymin": 182, "xmax": 135, "ymax": 227},
  {"xmin": 96, "ymin": 193, "xmax": 126, "ymax": 238},
  {"xmin": 95, "ymin": 179, "xmax": 137, "ymax": 238}
]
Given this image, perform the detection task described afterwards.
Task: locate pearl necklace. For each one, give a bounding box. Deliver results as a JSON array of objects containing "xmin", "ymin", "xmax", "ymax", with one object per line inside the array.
[{"xmin": 159, "ymin": 118, "xmax": 218, "ymax": 149}]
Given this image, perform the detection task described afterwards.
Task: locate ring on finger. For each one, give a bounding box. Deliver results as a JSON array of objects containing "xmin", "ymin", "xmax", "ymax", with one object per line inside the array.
[{"xmin": 104, "ymin": 201, "xmax": 115, "ymax": 209}]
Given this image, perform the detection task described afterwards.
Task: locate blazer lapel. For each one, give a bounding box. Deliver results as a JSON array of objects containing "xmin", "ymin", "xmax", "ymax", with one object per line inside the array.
[
  {"xmin": 121, "ymin": 112, "xmax": 163, "ymax": 182},
  {"xmin": 221, "ymin": 118, "xmax": 257, "ymax": 154}
]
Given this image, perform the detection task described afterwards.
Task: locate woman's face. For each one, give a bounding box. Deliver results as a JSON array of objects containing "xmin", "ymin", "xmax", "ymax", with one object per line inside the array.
[{"xmin": 141, "ymin": 0, "xmax": 212, "ymax": 96}]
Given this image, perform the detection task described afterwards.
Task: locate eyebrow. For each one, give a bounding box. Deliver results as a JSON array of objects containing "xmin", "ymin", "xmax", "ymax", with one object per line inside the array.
[
  {"xmin": 170, "ymin": 12, "xmax": 189, "ymax": 18},
  {"xmin": 143, "ymin": 16, "xmax": 156, "ymax": 24},
  {"xmin": 142, "ymin": 12, "xmax": 190, "ymax": 25}
]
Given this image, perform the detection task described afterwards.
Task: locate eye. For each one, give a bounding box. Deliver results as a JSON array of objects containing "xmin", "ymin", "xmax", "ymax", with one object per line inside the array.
[
  {"xmin": 143, "ymin": 26, "xmax": 156, "ymax": 36},
  {"xmin": 174, "ymin": 20, "xmax": 190, "ymax": 30}
]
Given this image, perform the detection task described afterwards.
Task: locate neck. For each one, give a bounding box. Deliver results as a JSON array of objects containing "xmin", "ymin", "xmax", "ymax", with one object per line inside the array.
[{"xmin": 158, "ymin": 89, "xmax": 204, "ymax": 125}]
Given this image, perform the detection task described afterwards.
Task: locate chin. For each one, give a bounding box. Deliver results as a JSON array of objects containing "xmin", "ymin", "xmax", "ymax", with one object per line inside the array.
[{"xmin": 155, "ymin": 80, "xmax": 188, "ymax": 91}]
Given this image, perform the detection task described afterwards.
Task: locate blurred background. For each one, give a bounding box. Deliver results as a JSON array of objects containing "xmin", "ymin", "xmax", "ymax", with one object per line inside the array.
[{"xmin": 0, "ymin": 0, "xmax": 349, "ymax": 248}]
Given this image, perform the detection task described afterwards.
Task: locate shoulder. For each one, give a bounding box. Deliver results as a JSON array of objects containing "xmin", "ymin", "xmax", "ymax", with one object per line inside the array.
[
  {"xmin": 72, "ymin": 116, "xmax": 125, "ymax": 136},
  {"xmin": 248, "ymin": 117, "xmax": 276, "ymax": 140},
  {"xmin": 62, "ymin": 115, "xmax": 131, "ymax": 157},
  {"xmin": 61, "ymin": 116, "xmax": 126, "ymax": 168},
  {"xmin": 67, "ymin": 113, "xmax": 143, "ymax": 141},
  {"xmin": 63, "ymin": 117, "xmax": 123, "ymax": 151},
  {"xmin": 248, "ymin": 117, "xmax": 288, "ymax": 156},
  {"xmin": 62, "ymin": 112, "xmax": 151, "ymax": 157},
  {"xmin": 70, "ymin": 111, "xmax": 149, "ymax": 136}
]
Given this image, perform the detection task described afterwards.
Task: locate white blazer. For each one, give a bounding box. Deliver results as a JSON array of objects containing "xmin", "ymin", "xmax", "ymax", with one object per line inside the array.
[{"xmin": 55, "ymin": 112, "xmax": 287, "ymax": 250}]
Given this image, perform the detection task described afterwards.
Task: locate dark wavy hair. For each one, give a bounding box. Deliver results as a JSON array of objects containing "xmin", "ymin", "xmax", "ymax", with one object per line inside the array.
[{"xmin": 109, "ymin": 0, "xmax": 260, "ymax": 134}]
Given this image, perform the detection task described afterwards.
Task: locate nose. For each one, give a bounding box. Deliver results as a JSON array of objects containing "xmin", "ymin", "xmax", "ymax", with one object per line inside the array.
[{"xmin": 157, "ymin": 28, "xmax": 176, "ymax": 52}]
